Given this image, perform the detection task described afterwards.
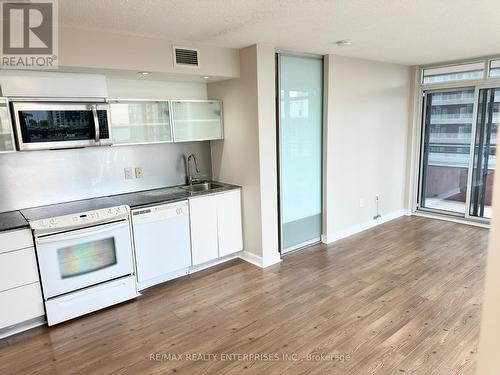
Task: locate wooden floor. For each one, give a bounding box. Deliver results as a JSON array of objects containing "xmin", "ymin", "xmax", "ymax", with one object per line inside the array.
[{"xmin": 0, "ymin": 216, "xmax": 489, "ymax": 375}]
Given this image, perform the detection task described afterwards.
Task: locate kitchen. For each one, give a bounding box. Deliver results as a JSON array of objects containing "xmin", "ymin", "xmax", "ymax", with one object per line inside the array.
[{"xmin": 0, "ymin": 67, "xmax": 250, "ymax": 331}]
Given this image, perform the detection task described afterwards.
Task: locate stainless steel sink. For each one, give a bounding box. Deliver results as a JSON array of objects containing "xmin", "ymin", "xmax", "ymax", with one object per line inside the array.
[{"xmin": 180, "ymin": 182, "xmax": 225, "ymax": 193}]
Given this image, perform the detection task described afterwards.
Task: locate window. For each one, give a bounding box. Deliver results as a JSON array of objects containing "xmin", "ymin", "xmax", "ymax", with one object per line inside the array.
[
  {"xmin": 422, "ymin": 62, "xmax": 485, "ymax": 84},
  {"xmin": 489, "ymin": 59, "xmax": 500, "ymax": 77},
  {"xmin": 418, "ymin": 57, "xmax": 500, "ymax": 221}
]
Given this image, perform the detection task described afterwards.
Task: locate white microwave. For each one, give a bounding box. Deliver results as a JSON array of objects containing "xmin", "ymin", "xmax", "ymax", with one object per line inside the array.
[{"xmin": 10, "ymin": 100, "xmax": 112, "ymax": 151}]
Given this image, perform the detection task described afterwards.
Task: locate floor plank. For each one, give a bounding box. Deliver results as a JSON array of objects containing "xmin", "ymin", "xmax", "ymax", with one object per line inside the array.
[{"xmin": 0, "ymin": 216, "xmax": 488, "ymax": 374}]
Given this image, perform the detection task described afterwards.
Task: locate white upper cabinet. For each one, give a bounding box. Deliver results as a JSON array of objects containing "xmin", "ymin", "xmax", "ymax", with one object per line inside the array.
[
  {"xmin": 109, "ymin": 100, "xmax": 172, "ymax": 145},
  {"xmin": 0, "ymin": 98, "xmax": 15, "ymax": 153},
  {"xmin": 171, "ymin": 100, "xmax": 223, "ymax": 142}
]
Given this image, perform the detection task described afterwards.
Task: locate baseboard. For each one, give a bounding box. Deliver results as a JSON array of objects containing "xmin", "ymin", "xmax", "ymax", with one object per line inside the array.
[
  {"xmin": 239, "ymin": 251, "xmax": 282, "ymax": 268},
  {"xmin": 323, "ymin": 209, "xmax": 408, "ymax": 244},
  {"xmin": 0, "ymin": 316, "xmax": 46, "ymax": 339}
]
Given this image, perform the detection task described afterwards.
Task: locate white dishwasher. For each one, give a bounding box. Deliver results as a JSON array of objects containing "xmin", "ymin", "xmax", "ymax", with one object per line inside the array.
[{"xmin": 131, "ymin": 200, "xmax": 192, "ymax": 290}]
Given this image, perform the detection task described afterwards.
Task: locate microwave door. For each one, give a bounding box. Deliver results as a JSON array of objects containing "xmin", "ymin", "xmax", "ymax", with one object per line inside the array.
[{"xmin": 11, "ymin": 102, "xmax": 109, "ymax": 151}]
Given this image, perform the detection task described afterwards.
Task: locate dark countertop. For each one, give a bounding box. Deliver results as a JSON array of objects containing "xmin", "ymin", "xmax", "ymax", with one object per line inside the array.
[
  {"xmin": 0, "ymin": 210, "xmax": 29, "ymax": 232},
  {"xmin": 2, "ymin": 182, "xmax": 241, "ymax": 230},
  {"xmin": 111, "ymin": 182, "xmax": 240, "ymax": 210}
]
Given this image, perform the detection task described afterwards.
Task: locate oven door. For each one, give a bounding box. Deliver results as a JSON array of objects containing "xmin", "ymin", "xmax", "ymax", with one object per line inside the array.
[
  {"xmin": 11, "ymin": 101, "xmax": 111, "ymax": 151},
  {"xmin": 35, "ymin": 220, "xmax": 134, "ymax": 299}
]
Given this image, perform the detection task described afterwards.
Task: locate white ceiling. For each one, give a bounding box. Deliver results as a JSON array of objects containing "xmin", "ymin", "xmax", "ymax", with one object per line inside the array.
[{"xmin": 59, "ymin": 0, "xmax": 500, "ymax": 66}]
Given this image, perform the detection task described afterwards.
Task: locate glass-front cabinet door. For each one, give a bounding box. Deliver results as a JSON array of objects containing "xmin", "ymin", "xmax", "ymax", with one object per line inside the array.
[
  {"xmin": 109, "ymin": 100, "xmax": 172, "ymax": 145},
  {"xmin": 0, "ymin": 98, "xmax": 15, "ymax": 152},
  {"xmin": 171, "ymin": 101, "xmax": 223, "ymax": 142}
]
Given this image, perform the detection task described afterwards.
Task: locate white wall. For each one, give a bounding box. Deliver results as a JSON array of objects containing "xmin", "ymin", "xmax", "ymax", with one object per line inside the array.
[
  {"xmin": 255, "ymin": 45, "xmax": 280, "ymax": 264},
  {"xmin": 323, "ymin": 55, "xmax": 411, "ymax": 241},
  {"xmin": 207, "ymin": 45, "xmax": 280, "ymax": 267},
  {"xmin": 58, "ymin": 27, "xmax": 240, "ymax": 80},
  {"xmin": 476, "ymin": 150, "xmax": 500, "ymax": 374},
  {"xmin": 208, "ymin": 46, "xmax": 263, "ymax": 259},
  {"xmin": 107, "ymin": 78, "xmax": 207, "ymax": 100}
]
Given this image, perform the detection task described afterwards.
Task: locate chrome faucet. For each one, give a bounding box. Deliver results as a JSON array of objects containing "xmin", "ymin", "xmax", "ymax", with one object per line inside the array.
[{"xmin": 187, "ymin": 153, "xmax": 200, "ymax": 185}]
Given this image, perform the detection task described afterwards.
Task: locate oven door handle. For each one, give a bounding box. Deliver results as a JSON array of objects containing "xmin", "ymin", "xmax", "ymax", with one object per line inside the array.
[{"xmin": 36, "ymin": 220, "xmax": 128, "ymax": 245}]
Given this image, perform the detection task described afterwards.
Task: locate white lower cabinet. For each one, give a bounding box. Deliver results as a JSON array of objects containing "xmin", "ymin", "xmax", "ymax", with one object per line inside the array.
[
  {"xmin": 189, "ymin": 195, "xmax": 219, "ymax": 265},
  {"xmin": 0, "ymin": 229, "xmax": 45, "ymax": 332},
  {"xmin": 189, "ymin": 189, "xmax": 243, "ymax": 266},
  {"xmin": 0, "ymin": 247, "xmax": 39, "ymax": 291},
  {"xmin": 216, "ymin": 190, "xmax": 243, "ymax": 257},
  {"xmin": 0, "ymin": 283, "xmax": 44, "ymax": 329}
]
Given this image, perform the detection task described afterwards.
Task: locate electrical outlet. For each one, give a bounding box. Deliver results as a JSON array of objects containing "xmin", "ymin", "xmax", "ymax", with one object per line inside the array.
[
  {"xmin": 135, "ymin": 167, "xmax": 144, "ymax": 179},
  {"xmin": 359, "ymin": 198, "xmax": 365, "ymax": 208},
  {"xmin": 124, "ymin": 167, "xmax": 134, "ymax": 180}
]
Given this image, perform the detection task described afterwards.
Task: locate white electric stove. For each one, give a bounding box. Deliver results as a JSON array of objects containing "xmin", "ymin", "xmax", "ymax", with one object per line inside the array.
[{"xmin": 29, "ymin": 205, "xmax": 139, "ymax": 326}]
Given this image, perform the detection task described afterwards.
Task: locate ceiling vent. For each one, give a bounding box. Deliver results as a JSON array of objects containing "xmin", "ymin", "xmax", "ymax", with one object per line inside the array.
[{"xmin": 173, "ymin": 47, "xmax": 200, "ymax": 68}]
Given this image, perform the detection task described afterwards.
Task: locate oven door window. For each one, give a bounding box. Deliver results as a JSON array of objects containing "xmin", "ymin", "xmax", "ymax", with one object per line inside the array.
[
  {"xmin": 57, "ymin": 237, "xmax": 117, "ymax": 279},
  {"xmin": 18, "ymin": 110, "xmax": 97, "ymax": 143}
]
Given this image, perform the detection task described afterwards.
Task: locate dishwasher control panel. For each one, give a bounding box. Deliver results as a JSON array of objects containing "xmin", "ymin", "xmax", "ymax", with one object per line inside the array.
[{"xmin": 131, "ymin": 200, "xmax": 188, "ymax": 222}]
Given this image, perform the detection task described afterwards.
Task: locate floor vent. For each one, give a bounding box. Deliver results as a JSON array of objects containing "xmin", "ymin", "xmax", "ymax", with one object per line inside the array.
[{"xmin": 174, "ymin": 47, "xmax": 199, "ymax": 68}]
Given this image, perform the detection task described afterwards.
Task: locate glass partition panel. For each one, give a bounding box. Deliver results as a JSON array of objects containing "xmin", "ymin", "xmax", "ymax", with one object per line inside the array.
[
  {"xmin": 278, "ymin": 54, "xmax": 323, "ymax": 253},
  {"xmin": 172, "ymin": 101, "xmax": 222, "ymax": 142},
  {"xmin": 420, "ymin": 89, "xmax": 475, "ymax": 214},
  {"xmin": 110, "ymin": 101, "xmax": 172, "ymax": 144}
]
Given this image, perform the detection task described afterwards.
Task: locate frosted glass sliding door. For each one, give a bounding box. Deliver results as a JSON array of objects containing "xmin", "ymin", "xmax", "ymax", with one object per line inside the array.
[{"xmin": 278, "ymin": 54, "xmax": 323, "ymax": 253}]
